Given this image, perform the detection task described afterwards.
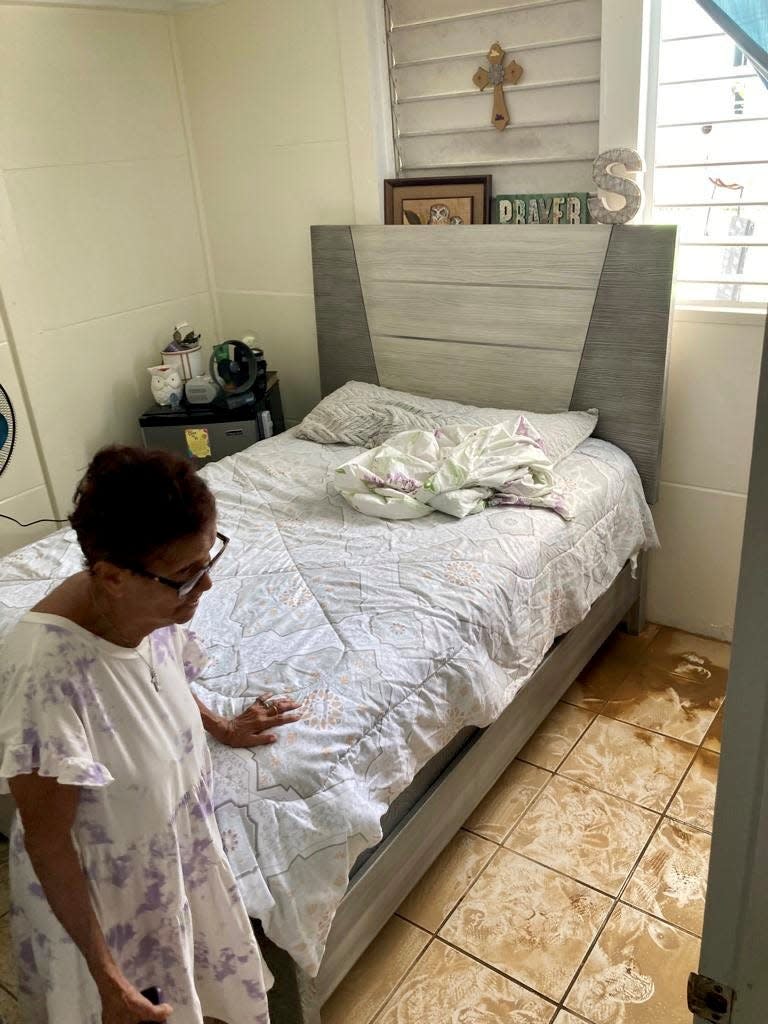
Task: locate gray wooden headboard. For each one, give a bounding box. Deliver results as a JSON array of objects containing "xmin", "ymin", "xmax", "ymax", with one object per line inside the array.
[{"xmin": 310, "ymin": 224, "xmax": 676, "ymax": 503}]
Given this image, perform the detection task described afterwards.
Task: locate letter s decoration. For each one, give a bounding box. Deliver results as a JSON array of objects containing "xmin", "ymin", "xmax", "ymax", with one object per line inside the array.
[{"xmin": 588, "ymin": 148, "xmax": 645, "ymax": 225}]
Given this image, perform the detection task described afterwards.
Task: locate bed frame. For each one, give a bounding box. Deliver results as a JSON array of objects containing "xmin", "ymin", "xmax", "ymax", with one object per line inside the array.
[{"xmin": 259, "ymin": 223, "xmax": 677, "ymax": 1023}]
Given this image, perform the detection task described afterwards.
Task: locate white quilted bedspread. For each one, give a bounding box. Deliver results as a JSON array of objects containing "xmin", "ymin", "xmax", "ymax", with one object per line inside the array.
[{"xmin": 0, "ymin": 431, "xmax": 657, "ymax": 974}]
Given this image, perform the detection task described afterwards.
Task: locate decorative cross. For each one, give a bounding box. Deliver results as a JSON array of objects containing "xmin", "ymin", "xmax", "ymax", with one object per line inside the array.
[{"xmin": 472, "ymin": 42, "xmax": 523, "ymax": 131}]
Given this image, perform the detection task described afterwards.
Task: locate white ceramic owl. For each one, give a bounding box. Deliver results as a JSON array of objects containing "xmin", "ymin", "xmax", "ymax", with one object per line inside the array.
[{"xmin": 148, "ymin": 365, "xmax": 184, "ymax": 407}]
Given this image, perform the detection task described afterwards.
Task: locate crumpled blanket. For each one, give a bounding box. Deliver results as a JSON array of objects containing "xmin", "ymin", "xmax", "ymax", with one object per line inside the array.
[{"xmin": 333, "ymin": 416, "xmax": 574, "ymax": 520}]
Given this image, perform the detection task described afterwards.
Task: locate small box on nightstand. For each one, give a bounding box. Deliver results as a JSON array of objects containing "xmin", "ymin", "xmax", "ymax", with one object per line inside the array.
[{"xmin": 139, "ymin": 372, "xmax": 285, "ymax": 468}]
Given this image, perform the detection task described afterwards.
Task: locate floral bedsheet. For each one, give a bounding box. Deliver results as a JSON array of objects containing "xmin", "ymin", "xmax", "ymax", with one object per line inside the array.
[
  {"xmin": 0, "ymin": 431, "xmax": 657, "ymax": 974},
  {"xmin": 333, "ymin": 417, "xmax": 571, "ymax": 521}
]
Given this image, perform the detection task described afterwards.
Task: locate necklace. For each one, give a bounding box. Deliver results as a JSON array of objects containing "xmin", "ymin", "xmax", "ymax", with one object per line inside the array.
[
  {"xmin": 90, "ymin": 589, "xmax": 160, "ymax": 693},
  {"xmin": 135, "ymin": 640, "xmax": 161, "ymax": 693}
]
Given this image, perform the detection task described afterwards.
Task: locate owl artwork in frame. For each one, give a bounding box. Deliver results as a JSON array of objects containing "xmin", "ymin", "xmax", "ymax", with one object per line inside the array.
[
  {"xmin": 384, "ymin": 176, "xmax": 492, "ymax": 225},
  {"xmin": 401, "ymin": 197, "xmax": 472, "ymax": 225}
]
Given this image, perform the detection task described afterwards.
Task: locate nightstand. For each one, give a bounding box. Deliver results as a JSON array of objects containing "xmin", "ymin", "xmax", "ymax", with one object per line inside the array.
[{"xmin": 139, "ymin": 371, "xmax": 285, "ymax": 468}]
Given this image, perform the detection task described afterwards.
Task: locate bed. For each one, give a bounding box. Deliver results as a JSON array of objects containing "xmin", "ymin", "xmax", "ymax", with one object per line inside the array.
[{"xmin": 0, "ymin": 223, "xmax": 676, "ymax": 1023}]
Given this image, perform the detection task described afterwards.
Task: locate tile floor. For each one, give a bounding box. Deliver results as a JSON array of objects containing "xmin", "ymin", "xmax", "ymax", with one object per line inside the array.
[
  {"xmin": 0, "ymin": 625, "xmax": 727, "ymax": 1024},
  {"xmin": 322, "ymin": 624, "xmax": 727, "ymax": 1024}
]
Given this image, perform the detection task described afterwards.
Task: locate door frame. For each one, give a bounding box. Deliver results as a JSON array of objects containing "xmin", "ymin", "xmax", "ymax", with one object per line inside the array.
[{"xmin": 697, "ymin": 311, "xmax": 768, "ymax": 1022}]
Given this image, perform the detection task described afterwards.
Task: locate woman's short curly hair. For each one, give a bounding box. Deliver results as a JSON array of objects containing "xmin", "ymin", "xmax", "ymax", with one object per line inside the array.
[{"xmin": 70, "ymin": 446, "xmax": 216, "ymax": 569}]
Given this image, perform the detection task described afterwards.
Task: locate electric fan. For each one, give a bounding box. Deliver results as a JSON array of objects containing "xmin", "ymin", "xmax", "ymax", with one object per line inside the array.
[
  {"xmin": 0, "ymin": 382, "xmax": 67, "ymax": 530},
  {"xmin": 209, "ymin": 340, "xmax": 267, "ymax": 411},
  {"xmin": 0, "ymin": 382, "xmax": 15, "ymax": 478}
]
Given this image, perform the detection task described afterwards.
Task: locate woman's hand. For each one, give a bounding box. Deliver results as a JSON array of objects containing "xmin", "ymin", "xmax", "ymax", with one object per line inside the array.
[
  {"xmin": 214, "ymin": 696, "xmax": 303, "ymax": 747},
  {"xmin": 97, "ymin": 970, "xmax": 173, "ymax": 1023}
]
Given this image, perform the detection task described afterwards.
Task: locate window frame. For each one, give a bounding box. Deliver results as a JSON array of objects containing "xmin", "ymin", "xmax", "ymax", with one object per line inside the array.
[{"xmin": 642, "ymin": 0, "xmax": 768, "ymax": 317}]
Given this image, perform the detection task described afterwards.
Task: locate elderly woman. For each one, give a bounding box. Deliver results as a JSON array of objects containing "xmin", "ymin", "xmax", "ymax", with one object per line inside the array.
[{"xmin": 0, "ymin": 446, "xmax": 301, "ymax": 1024}]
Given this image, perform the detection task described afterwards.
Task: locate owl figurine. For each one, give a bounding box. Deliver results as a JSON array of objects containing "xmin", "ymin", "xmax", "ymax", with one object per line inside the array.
[
  {"xmin": 427, "ymin": 204, "xmax": 463, "ymax": 225},
  {"xmin": 148, "ymin": 365, "xmax": 184, "ymax": 407}
]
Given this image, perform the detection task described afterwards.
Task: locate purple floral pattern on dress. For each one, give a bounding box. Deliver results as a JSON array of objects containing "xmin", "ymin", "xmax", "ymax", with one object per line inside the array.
[
  {"xmin": 106, "ymin": 921, "xmax": 136, "ymax": 953},
  {"xmin": 72, "ymin": 763, "xmax": 113, "ymax": 787},
  {"xmin": 1, "ymin": 618, "xmax": 270, "ymax": 1023},
  {"xmin": 151, "ymin": 626, "xmax": 177, "ymax": 666},
  {"xmin": 106, "ymin": 852, "xmax": 133, "ymax": 889},
  {"xmin": 181, "ymin": 630, "xmax": 210, "ymax": 683}
]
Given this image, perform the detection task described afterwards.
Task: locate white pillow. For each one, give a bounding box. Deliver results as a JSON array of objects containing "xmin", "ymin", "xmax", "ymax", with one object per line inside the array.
[{"xmin": 296, "ymin": 381, "xmax": 598, "ymax": 465}]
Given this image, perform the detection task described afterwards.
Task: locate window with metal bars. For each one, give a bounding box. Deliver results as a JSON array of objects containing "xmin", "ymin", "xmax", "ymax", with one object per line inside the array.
[{"xmin": 648, "ymin": 0, "xmax": 768, "ymax": 308}]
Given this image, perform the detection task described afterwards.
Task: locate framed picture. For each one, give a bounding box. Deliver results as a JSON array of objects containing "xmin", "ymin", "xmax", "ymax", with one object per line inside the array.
[{"xmin": 384, "ymin": 176, "xmax": 492, "ymax": 226}]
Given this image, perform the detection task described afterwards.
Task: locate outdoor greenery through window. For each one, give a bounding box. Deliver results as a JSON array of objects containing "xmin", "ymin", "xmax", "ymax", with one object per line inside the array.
[{"xmin": 649, "ymin": 0, "xmax": 768, "ymax": 307}]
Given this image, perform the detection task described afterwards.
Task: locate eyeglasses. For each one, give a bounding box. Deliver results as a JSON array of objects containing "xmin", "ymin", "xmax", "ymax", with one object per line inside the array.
[{"xmin": 134, "ymin": 532, "xmax": 229, "ymax": 598}]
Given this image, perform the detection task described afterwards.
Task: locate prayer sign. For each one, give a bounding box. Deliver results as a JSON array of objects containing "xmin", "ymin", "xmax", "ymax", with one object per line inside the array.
[{"xmin": 492, "ymin": 193, "xmax": 591, "ymax": 225}]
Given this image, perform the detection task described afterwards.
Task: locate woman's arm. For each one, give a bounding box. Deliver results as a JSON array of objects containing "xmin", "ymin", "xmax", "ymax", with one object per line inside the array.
[
  {"xmin": 8, "ymin": 772, "xmax": 171, "ymax": 1023},
  {"xmin": 193, "ymin": 694, "xmax": 302, "ymax": 747}
]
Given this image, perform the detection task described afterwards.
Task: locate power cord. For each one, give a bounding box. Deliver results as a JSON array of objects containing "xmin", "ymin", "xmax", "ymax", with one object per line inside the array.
[{"xmin": 0, "ymin": 513, "xmax": 69, "ymax": 528}]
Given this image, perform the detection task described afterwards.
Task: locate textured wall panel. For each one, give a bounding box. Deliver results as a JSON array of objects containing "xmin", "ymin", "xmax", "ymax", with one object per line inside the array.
[
  {"xmin": 571, "ymin": 225, "xmax": 678, "ymax": 503},
  {"xmin": 352, "ymin": 224, "xmax": 610, "ymax": 289},
  {"xmin": 351, "ymin": 225, "xmax": 611, "ymax": 409},
  {"xmin": 310, "ymin": 225, "xmax": 378, "ymax": 397},
  {"xmin": 372, "ymin": 335, "xmax": 580, "ymax": 411},
  {"xmin": 363, "ymin": 280, "xmax": 595, "ymax": 349},
  {"xmin": 394, "ymin": 40, "xmax": 600, "ymax": 102},
  {"xmin": 387, "ymin": 0, "xmax": 601, "ymax": 185},
  {"xmin": 399, "ymin": 121, "xmax": 599, "ymax": 173},
  {"xmin": 396, "ymin": 82, "xmax": 600, "ymax": 136},
  {"xmin": 390, "ymin": 1, "xmax": 600, "ymax": 65}
]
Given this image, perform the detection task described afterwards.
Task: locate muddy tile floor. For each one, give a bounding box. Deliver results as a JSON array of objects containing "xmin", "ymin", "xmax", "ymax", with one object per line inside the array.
[
  {"xmin": 0, "ymin": 625, "xmax": 726, "ymax": 1024},
  {"xmin": 323, "ymin": 624, "xmax": 726, "ymax": 1024}
]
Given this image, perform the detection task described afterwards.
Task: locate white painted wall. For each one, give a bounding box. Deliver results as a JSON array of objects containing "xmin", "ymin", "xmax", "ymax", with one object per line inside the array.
[
  {"xmin": 0, "ymin": 5, "xmax": 217, "ymax": 530},
  {"xmin": 0, "ymin": 295, "xmax": 55, "ymax": 557},
  {"xmin": 647, "ymin": 309, "xmax": 762, "ymax": 640},
  {"xmin": 174, "ymin": 0, "xmax": 389, "ymax": 425}
]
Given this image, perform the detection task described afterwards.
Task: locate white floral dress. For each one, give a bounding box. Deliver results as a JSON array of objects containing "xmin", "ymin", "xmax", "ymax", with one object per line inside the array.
[{"xmin": 0, "ymin": 613, "xmax": 272, "ymax": 1024}]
